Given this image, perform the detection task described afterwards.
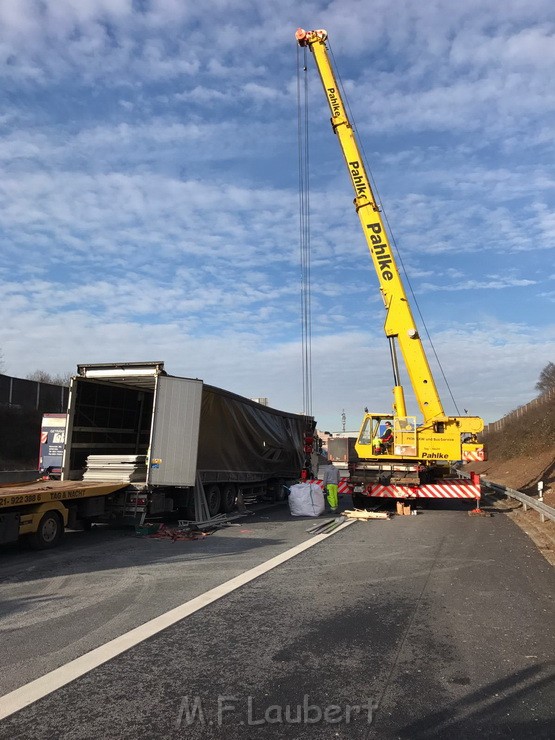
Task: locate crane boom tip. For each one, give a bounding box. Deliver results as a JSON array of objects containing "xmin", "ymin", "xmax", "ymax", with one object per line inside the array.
[{"xmin": 295, "ymin": 28, "xmax": 328, "ymax": 45}]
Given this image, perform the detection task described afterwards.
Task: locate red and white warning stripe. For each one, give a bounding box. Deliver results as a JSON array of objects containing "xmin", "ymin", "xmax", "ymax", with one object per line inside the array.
[
  {"xmin": 369, "ymin": 480, "xmax": 480, "ymax": 499},
  {"xmin": 311, "ymin": 477, "xmax": 480, "ymax": 499},
  {"xmin": 462, "ymin": 449, "xmax": 485, "ymax": 462}
]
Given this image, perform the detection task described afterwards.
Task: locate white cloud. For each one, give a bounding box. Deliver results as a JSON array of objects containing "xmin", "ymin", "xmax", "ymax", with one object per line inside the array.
[
  {"xmin": 421, "ymin": 277, "xmax": 536, "ymax": 292},
  {"xmin": 0, "ymin": 0, "xmax": 553, "ymax": 434}
]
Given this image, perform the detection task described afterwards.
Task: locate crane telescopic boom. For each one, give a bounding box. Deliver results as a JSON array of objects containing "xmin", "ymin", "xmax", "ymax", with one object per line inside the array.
[{"xmin": 296, "ymin": 28, "xmax": 485, "ymax": 466}]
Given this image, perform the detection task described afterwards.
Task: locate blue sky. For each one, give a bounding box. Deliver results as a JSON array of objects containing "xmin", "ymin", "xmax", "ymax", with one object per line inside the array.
[{"xmin": 0, "ymin": 0, "xmax": 554, "ymax": 431}]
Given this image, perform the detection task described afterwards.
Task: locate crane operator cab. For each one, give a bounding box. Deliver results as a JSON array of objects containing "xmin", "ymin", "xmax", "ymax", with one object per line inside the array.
[{"xmin": 357, "ymin": 413, "xmax": 418, "ymax": 460}]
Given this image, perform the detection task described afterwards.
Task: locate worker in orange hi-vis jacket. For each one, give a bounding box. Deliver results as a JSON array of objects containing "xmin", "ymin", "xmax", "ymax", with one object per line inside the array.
[{"xmin": 322, "ymin": 462, "xmax": 340, "ymax": 513}]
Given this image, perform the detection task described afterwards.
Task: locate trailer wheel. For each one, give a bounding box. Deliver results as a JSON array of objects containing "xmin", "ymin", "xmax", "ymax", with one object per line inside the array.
[
  {"xmin": 206, "ymin": 485, "xmax": 221, "ymax": 518},
  {"xmin": 220, "ymin": 484, "xmax": 237, "ymax": 514},
  {"xmin": 29, "ymin": 510, "xmax": 64, "ymax": 549}
]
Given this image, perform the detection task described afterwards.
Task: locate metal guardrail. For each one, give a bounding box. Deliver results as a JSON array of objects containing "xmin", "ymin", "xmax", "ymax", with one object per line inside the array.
[
  {"xmin": 455, "ymin": 468, "xmax": 555, "ymax": 524},
  {"xmin": 481, "ymin": 478, "xmax": 555, "ymax": 524}
]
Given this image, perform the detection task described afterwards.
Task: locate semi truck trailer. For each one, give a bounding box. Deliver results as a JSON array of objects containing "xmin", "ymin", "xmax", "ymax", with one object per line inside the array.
[{"xmin": 0, "ymin": 361, "xmax": 313, "ymax": 548}]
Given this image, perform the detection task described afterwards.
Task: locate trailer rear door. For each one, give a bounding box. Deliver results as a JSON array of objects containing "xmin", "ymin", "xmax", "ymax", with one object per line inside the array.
[{"xmin": 148, "ymin": 376, "xmax": 203, "ymax": 486}]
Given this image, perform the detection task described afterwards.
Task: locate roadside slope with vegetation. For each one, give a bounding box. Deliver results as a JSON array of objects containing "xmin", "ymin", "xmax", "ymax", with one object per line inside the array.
[
  {"xmin": 471, "ymin": 387, "xmax": 555, "ymax": 566},
  {"xmin": 470, "ymin": 367, "xmax": 555, "ymax": 505}
]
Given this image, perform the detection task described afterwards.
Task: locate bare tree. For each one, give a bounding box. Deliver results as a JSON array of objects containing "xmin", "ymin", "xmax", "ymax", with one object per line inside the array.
[
  {"xmin": 26, "ymin": 370, "xmax": 72, "ymax": 386},
  {"xmin": 535, "ymin": 362, "xmax": 555, "ymax": 395}
]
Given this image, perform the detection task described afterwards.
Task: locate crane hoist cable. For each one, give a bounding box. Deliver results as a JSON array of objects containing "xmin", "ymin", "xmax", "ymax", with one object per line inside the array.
[
  {"xmin": 297, "ymin": 44, "xmax": 313, "ymax": 417},
  {"xmin": 327, "ymin": 41, "xmax": 462, "ymax": 416}
]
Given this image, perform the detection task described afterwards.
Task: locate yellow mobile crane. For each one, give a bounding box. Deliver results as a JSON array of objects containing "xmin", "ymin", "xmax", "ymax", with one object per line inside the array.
[{"xmin": 297, "ymin": 28, "xmax": 485, "ymax": 503}]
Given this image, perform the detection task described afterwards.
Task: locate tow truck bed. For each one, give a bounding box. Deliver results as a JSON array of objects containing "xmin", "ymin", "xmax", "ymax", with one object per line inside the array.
[{"xmin": 0, "ymin": 481, "xmax": 128, "ymax": 510}]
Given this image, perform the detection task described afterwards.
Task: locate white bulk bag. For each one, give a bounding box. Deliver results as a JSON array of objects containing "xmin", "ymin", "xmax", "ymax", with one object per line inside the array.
[{"xmin": 288, "ymin": 482, "xmax": 325, "ymax": 517}]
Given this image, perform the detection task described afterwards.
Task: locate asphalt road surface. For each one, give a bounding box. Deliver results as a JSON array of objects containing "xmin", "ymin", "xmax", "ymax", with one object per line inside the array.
[{"xmin": 0, "ymin": 498, "xmax": 554, "ymax": 739}]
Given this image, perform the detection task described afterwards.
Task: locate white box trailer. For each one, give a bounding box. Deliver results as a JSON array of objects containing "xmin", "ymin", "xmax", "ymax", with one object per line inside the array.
[{"xmin": 62, "ymin": 362, "xmax": 312, "ymax": 523}]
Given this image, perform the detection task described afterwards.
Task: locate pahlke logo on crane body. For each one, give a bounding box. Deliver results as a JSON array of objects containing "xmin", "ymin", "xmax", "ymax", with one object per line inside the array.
[
  {"xmin": 366, "ymin": 222, "xmax": 393, "ymax": 281},
  {"xmin": 348, "ymin": 161, "xmax": 368, "ymax": 199},
  {"xmin": 326, "ymin": 87, "xmax": 341, "ymax": 118}
]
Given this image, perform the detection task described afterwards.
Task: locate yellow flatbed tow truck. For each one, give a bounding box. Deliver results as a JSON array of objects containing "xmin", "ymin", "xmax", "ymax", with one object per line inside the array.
[{"xmin": 0, "ymin": 480, "xmax": 128, "ymax": 549}]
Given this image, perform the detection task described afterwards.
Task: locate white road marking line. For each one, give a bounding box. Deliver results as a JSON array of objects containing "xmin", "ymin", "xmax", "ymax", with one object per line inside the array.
[{"xmin": 0, "ymin": 520, "xmax": 354, "ymax": 720}]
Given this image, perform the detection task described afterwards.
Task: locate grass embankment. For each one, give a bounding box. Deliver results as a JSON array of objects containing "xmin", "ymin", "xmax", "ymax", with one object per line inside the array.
[
  {"xmin": 473, "ymin": 394, "xmax": 555, "ymax": 499},
  {"xmin": 483, "ymin": 394, "xmax": 555, "ymax": 460}
]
